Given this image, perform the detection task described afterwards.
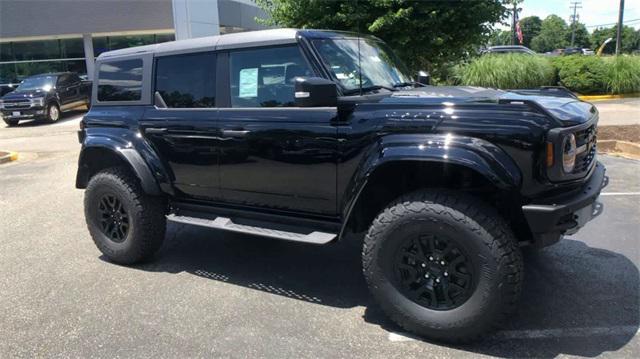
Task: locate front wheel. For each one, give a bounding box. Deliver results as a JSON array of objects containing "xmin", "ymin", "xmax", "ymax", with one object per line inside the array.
[
  {"xmin": 84, "ymin": 167, "xmax": 166, "ymax": 264},
  {"xmin": 362, "ymin": 190, "xmax": 523, "ymax": 343},
  {"xmin": 45, "ymin": 103, "xmax": 60, "ymax": 123}
]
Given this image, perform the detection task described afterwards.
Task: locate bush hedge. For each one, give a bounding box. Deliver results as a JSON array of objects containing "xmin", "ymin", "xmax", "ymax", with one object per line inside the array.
[
  {"xmin": 454, "ymin": 54, "xmax": 555, "ymax": 89},
  {"xmin": 454, "ymin": 54, "xmax": 640, "ymax": 95}
]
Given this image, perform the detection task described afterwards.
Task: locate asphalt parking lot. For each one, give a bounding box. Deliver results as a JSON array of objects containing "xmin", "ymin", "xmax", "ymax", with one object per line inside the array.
[{"xmin": 1, "ymin": 113, "xmax": 639, "ymax": 358}]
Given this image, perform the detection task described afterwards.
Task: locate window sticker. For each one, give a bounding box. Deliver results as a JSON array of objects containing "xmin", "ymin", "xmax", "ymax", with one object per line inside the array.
[{"xmin": 239, "ymin": 68, "xmax": 258, "ymax": 98}]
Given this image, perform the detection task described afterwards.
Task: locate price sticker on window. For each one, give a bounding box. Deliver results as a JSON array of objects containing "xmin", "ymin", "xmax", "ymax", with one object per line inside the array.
[{"xmin": 239, "ymin": 68, "xmax": 258, "ymax": 98}]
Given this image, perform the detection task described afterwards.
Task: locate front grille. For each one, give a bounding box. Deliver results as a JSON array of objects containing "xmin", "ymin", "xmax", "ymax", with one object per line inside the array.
[
  {"xmin": 3, "ymin": 99, "xmax": 31, "ymax": 110},
  {"xmin": 573, "ymin": 124, "xmax": 597, "ymax": 174}
]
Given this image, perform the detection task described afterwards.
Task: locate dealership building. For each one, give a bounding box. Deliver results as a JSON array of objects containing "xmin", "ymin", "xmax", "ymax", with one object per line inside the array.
[{"xmin": 0, "ymin": 0, "xmax": 268, "ymax": 81}]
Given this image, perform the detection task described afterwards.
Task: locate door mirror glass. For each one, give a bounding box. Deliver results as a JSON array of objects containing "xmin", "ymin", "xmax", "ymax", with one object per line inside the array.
[
  {"xmin": 417, "ymin": 70, "xmax": 431, "ymax": 85},
  {"xmin": 294, "ymin": 77, "xmax": 337, "ymax": 107}
]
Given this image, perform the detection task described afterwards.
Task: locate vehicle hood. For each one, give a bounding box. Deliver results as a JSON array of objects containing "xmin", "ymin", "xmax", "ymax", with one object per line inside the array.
[
  {"xmin": 382, "ymin": 86, "xmax": 596, "ymax": 126},
  {"xmin": 2, "ymin": 89, "xmax": 49, "ymax": 100}
]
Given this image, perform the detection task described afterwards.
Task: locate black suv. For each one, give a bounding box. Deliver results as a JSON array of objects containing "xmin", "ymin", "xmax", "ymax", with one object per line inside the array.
[
  {"xmin": 1, "ymin": 72, "xmax": 90, "ymax": 126},
  {"xmin": 76, "ymin": 29, "xmax": 606, "ymax": 342}
]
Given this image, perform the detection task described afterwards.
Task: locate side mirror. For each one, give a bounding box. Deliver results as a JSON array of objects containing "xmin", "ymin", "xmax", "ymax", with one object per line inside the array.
[
  {"xmin": 294, "ymin": 77, "xmax": 337, "ymax": 107},
  {"xmin": 417, "ymin": 70, "xmax": 431, "ymax": 85}
]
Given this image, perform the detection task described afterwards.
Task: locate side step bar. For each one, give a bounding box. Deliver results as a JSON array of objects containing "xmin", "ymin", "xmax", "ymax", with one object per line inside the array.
[{"xmin": 167, "ymin": 214, "xmax": 337, "ymax": 245}]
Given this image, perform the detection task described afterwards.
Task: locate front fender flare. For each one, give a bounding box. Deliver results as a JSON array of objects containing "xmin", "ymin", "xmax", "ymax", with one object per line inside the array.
[{"xmin": 339, "ymin": 133, "xmax": 522, "ymax": 237}]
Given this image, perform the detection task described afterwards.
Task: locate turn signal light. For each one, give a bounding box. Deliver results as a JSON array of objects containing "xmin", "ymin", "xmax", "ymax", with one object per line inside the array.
[{"xmin": 546, "ymin": 142, "xmax": 554, "ymax": 167}]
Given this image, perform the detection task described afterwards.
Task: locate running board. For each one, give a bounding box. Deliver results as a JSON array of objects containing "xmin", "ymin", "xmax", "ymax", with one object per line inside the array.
[{"xmin": 167, "ymin": 214, "xmax": 337, "ymax": 244}]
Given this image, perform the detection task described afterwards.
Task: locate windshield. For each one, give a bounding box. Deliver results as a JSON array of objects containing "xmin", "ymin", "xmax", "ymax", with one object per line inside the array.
[
  {"xmin": 16, "ymin": 76, "xmax": 55, "ymax": 91},
  {"xmin": 312, "ymin": 37, "xmax": 412, "ymax": 94}
]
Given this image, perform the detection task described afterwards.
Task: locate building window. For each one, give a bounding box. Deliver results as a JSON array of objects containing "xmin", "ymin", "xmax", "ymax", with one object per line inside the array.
[
  {"xmin": 155, "ymin": 52, "xmax": 216, "ymax": 108},
  {"xmin": 97, "ymin": 59, "xmax": 143, "ymax": 102}
]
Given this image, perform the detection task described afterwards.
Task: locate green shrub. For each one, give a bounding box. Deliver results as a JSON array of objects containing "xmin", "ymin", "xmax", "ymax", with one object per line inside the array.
[
  {"xmin": 552, "ymin": 55, "xmax": 608, "ymax": 94},
  {"xmin": 604, "ymin": 55, "xmax": 640, "ymax": 94},
  {"xmin": 455, "ymin": 54, "xmax": 555, "ymax": 89}
]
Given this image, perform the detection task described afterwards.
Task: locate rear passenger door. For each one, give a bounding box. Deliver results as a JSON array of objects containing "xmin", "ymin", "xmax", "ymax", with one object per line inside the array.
[
  {"xmin": 141, "ymin": 51, "xmax": 221, "ymax": 201},
  {"xmin": 217, "ymin": 45, "xmax": 339, "ymax": 216}
]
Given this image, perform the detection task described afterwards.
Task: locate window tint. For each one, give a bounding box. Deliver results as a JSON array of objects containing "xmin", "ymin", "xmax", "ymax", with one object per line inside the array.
[
  {"xmin": 155, "ymin": 52, "xmax": 216, "ymax": 108},
  {"xmin": 57, "ymin": 75, "xmax": 69, "ymax": 86},
  {"xmin": 97, "ymin": 59, "xmax": 143, "ymax": 102},
  {"xmin": 229, "ymin": 46, "xmax": 313, "ymax": 108}
]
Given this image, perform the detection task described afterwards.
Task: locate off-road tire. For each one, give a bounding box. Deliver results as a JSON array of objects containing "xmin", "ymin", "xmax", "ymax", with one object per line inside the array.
[
  {"xmin": 84, "ymin": 167, "xmax": 166, "ymax": 264},
  {"xmin": 4, "ymin": 119, "xmax": 19, "ymax": 126},
  {"xmin": 362, "ymin": 190, "xmax": 523, "ymax": 343}
]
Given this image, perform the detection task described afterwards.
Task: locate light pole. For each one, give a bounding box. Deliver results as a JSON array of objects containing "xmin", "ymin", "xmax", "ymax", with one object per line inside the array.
[{"xmin": 615, "ymin": 0, "xmax": 625, "ymax": 55}]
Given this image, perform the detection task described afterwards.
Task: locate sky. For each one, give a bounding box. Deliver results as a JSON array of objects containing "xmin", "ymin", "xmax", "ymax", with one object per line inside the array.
[{"xmin": 502, "ymin": 0, "xmax": 640, "ymax": 31}]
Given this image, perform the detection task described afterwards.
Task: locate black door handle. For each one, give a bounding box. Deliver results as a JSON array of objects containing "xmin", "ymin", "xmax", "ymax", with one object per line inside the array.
[
  {"xmin": 144, "ymin": 128, "xmax": 167, "ymax": 134},
  {"xmin": 222, "ymin": 129, "xmax": 250, "ymax": 138}
]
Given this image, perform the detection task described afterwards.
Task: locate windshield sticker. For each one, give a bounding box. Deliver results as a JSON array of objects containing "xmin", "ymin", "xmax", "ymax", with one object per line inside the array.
[{"xmin": 239, "ymin": 68, "xmax": 258, "ymax": 98}]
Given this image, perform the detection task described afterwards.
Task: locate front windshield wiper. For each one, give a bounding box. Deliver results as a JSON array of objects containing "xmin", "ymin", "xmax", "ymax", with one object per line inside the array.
[
  {"xmin": 393, "ymin": 81, "xmax": 427, "ymax": 88},
  {"xmin": 343, "ymin": 85, "xmax": 396, "ymax": 96}
]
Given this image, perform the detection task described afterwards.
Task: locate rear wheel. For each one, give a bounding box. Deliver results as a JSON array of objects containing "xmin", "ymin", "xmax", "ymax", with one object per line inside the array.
[
  {"xmin": 362, "ymin": 190, "xmax": 523, "ymax": 342},
  {"xmin": 84, "ymin": 167, "xmax": 166, "ymax": 264},
  {"xmin": 45, "ymin": 103, "xmax": 60, "ymax": 123}
]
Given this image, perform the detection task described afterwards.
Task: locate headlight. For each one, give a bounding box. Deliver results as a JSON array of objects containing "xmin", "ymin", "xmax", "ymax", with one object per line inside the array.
[
  {"xmin": 562, "ymin": 133, "xmax": 577, "ymax": 173},
  {"xmin": 30, "ymin": 97, "xmax": 45, "ymax": 106},
  {"xmin": 0, "ymin": 100, "xmax": 4, "ymax": 109}
]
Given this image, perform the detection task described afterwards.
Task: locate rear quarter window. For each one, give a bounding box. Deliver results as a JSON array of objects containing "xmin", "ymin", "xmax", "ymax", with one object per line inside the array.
[{"xmin": 97, "ymin": 59, "xmax": 143, "ymax": 102}]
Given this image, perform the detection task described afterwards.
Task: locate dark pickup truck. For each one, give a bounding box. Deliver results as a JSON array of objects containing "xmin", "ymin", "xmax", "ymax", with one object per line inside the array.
[
  {"xmin": 75, "ymin": 29, "xmax": 606, "ymax": 342},
  {"xmin": 1, "ymin": 72, "xmax": 90, "ymax": 126}
]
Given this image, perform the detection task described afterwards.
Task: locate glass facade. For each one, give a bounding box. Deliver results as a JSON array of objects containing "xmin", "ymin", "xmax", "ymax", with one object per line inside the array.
[{"xmin": 0, "ymin": 33, "xmax": 174, "ymax": 83}]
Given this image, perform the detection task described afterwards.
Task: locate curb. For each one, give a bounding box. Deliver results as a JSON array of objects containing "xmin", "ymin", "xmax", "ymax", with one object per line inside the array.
[
  {"xmin": 0, "ymin": 150, "xmax": 18, "ymax": 164},
  {"xmin": 598, "ymin": 140, "xmax": 640, "ymax": 160},
  {"xmin": 578, "ymin": 93, "xmax": 640, "ymax": 101}
]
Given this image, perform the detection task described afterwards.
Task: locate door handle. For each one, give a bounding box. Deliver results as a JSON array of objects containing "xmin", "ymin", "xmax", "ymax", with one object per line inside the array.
[
  {"xmin": 144, "ymin": 128, "xmax": 167, "ymax": 134},
  {"xmin": 222, "ymin": 129, "xmax": 250, "ymax": 138}
]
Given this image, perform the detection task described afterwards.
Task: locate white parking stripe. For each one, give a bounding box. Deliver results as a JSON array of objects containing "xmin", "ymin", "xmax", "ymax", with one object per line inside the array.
[
  {"xmin": 388, "ymin": 326, "xmax": 640, "ymax": 342},
  {"xmin": 600, "ymin": 192, "xmax": 640, "ymax": 196}
]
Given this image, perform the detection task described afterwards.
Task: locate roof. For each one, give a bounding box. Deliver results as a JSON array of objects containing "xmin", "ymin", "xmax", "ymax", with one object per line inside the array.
[
  {"xmin": 98, "ymin": 28, "xmax": 301, "ymax": 59},
  {"xmin": 25, "ymin": 72, "xmax": 70, "ymax": 78},
  {"xmin": 97, "ymin": 28, "xmax": 366, "ymax": 59}
]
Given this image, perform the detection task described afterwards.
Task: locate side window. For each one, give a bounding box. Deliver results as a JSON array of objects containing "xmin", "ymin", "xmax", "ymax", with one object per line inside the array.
[
  {"xmin": 97, "ymin": 59, "xmax": 143, "ymax": 102},
  {"xmin": 57, "ymin": 75, "xmax": 69, "ymax": 86},
  {"xmin": 229, "ymin": 46, "xmax": 313, "ymax": 108},
  {"xmin": 68, "ymin": 73, "xmax": 81, "ymax": 84},
  {"xmin": 155, "ymin": 52, "xmax": 216, "ymax": 108}
]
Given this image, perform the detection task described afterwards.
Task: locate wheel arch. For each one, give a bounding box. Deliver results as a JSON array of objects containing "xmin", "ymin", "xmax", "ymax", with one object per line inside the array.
[
  {"xmin": 76, "ymin": 144, "xmax": 161, "ymax": 196},
  {"xmin": 339, "ymin": 136, "xmax": 526, "ymax": 240}
]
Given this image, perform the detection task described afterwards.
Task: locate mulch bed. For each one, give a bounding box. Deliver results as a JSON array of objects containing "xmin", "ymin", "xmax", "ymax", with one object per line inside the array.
[{"xmin": 598, "ymin": 125, "xmax": 640, "ymax": 144}]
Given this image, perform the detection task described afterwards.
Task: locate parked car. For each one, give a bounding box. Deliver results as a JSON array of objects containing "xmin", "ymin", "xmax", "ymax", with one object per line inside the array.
[
  {"xmin": 0, "ymin": 72, "xmax": 91, "ymax": 126},
  {"xmin": 482, "ymin": 45, "xmax": 536, "ymax": 55},
  {"xmin": 76, "ymin": 29, "xmax": 605, "ymax": 343},
  {"xmin": 563, "ymin": 47, "xmax": 584, "ymax": 56},
  {"xmin": 0, "ymin": 77, "xmax": 20, "ymax": 97}
]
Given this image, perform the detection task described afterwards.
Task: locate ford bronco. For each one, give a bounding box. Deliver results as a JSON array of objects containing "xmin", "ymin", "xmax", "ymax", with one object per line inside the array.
[{"xmin": 76, "ymin": 29, "xmax": 606, "ymax": 342}]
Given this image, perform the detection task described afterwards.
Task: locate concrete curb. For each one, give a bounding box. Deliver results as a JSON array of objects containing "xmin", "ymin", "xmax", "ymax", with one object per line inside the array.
[
  {"xmin": 578, "ymin": 93, "xmax": 640, "ymax": 101},
  {"xmin": 0, "ymin": 150, "xmax": 18, "ymax": 164},
  {"xmin": 598, "ymin": 140, "xmax": 640, "ymax": 160}
]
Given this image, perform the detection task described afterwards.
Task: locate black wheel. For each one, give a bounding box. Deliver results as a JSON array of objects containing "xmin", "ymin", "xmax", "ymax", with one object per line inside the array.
[
  {"xmin": 362, "ymin": 190, "xmax": 523, "ymax": 343},
  {"xmin": 84, "ymin": 167, "xmax": 166, "ymax": 264},
  {"xmin": 45, "ymin": 103, "xmax": 60, "ymax": 123},
  {"xmin": 4, "ymin": 119, "xmax": 19, "ymax": 126}
]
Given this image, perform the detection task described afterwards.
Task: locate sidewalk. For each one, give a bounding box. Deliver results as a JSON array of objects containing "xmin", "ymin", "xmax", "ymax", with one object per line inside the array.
[{"xmin": 592, "ymin": 98, "xmax": 640, "ymax": 126}]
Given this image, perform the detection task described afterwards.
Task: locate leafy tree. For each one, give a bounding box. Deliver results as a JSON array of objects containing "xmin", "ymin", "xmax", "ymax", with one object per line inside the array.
[
  {"xmin": 518, "ymin": 16, "xmax": 542, "ymax": 48},
  {"xmin": 567, "ymin": 22, "xmax": 589, "ymax": 48},
  {"xmin": 530, "ymin": 15, "xmax": 568, "ymax": 53},
  {"xmin": 255, "ymin": 0, "xmax": 509, "ymax": 72},
  {"xmin": 488, "ymin": 30, "xmax": 512, "ymax": 46},
  {"xmin": 590, "ymin": 25, "xmax": 640, "ymax": 54}
]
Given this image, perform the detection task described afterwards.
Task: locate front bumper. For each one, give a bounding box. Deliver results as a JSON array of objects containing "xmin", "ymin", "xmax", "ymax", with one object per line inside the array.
[
  {"xmin": 1, "ymin": 107, "xmax": 45, "ymax": 120},
  {"xmin": 522, "ymin": 161, "xmax": 607, "ymax": 247}
]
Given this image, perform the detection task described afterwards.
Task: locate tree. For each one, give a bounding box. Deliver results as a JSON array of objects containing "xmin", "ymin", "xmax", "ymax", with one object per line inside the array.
[
  {"xmin": 591, "ymin": 25, "xmax": 640, "ymax": 54},
  {"xmin": 567, "ymin": 22, "xmax": 589, "ymax": 48},
  {"xmin": 488, "ymin": 30, "xmax": 512, "ymax": 46},
  {"xmin": 255, "ymin": 0, "xmax": 509, "ymax": 71},
  {"xmin": 530, "ymin": 15, "xmax": 568, "ymax": 53},
  {"xmin": 518, "ymin": 16, "xmax": 542, "ymax": 48}
]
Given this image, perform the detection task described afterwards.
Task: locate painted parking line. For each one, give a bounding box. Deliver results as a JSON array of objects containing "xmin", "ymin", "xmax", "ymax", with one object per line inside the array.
[
  {"xmin": 388, "ymin": 325, "xmax": 640, "ymax": 342},
  {"xmin": 600, "ymin": 192, "xmax": 640, "ymax": 196}
]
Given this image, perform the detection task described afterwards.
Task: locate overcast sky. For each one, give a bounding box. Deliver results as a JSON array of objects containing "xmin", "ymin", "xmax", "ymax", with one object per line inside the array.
[{"xmin": 501, "ymin": 0, "xmax": 640, "ymax": 31}]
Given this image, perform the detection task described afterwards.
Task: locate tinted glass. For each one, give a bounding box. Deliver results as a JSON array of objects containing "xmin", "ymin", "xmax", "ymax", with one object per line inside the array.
[
  {"xmin": 97, "ymin": 59, "xmax": 143, "ymax": 102},
  {"xmin": 155, "ymin": 52, "xmax": 216, "ymax": 108},
  {"xmin": 229, "ymin": 46, "xmax": 313, "ymax": 108}
]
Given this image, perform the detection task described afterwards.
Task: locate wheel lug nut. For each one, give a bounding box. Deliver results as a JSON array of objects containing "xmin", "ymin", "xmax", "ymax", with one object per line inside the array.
[
  {"xmin": 440, "ymin": 261, "xmax": 445, "ymax": 266},
  {"xmin": 435, "ymin": 278, "xmax": 441, "ymax": 283},
  {"xmin": 425, "ymin": 274, "xmax": 429, "ymax": 278},
  {"xmin": 428, "ymin": 256, "xmax": 433, "ymax": 261},
  {"xmin": 444, "ymin": 272, "xmax": 448, "ymax": 277},
  {"xmin": 421, "ymin": 263, "xmax": 426, "ymax": 268}
]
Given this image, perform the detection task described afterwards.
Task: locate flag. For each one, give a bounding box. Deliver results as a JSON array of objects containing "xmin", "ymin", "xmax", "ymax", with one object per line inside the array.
[{"xmin": 516, "ymin": 18, "xmax": 523, "ymax": 45}]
